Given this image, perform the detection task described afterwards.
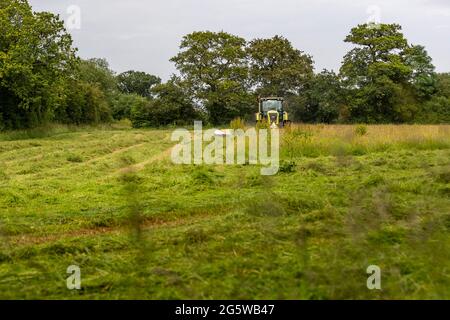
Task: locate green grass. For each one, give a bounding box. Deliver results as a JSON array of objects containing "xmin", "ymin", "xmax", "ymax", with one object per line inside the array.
[{"xmin": 0, "ymin": 125, "xmax": 449, "ymax": 299}]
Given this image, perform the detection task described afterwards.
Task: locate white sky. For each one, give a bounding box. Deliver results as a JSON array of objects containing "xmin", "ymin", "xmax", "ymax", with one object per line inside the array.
[{"xmin": 29, "ymin": 0, "xmax": 450, "ymax": 79}]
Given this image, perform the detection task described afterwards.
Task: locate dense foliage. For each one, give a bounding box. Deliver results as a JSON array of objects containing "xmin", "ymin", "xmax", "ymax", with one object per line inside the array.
[
  {"xmin": 170, "ymin": 31, "xmax": 253, "ymax": 124},
  {"xmin": 130, "ymin": 77, "xmax": 199, "ymax": 127},
  {"xmin": 340, "ymin": 24, "xmax": 439, "ymax": 123},
  {"xmin": 117, "ymin": 70, "xmax": 161, "ymax": 99},
  {"xmin": 0, "ymin": 0, "xmax": 76, "ymax": 129},
  {"xmin": 0, "ymin": 0, "xmax": 449, "ymax": 129},
  {"xmin": 247, "ymin": 35, "xmax": 314, "ymax": 97}
]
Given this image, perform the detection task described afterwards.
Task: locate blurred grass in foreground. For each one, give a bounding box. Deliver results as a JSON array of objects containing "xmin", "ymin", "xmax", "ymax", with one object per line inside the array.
[{"xmin": 0, "ymin": 124, "xmax": 449, "ymax": 299}]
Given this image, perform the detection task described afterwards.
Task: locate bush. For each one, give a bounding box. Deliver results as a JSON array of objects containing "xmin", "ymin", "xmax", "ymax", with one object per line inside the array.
[
  {"xmin": 111, "ymin": 93, "xmax": 148, "ymax": 120},
  {"xmin": 130, "ymin": 100, "xmax": 181, "ymax": 128},
  {"xmin": 130, "ymin": 81, "xmax": 199, "ymax": 128},
  {"xmin": 129, "ymin": 103, "xmax": 150, "ymax": 128},
  {"xmin": 417, "ymin": 96, "xmax": 450, "ymax": 123},
  {"xmin": 113, "ymin": 118, "xmax": 133, "ymax": 129},
  {"xmin": 57, "ymin": 81, "xmax": 112, "ymax": 124},
  {"xmin": 355, "ymin": 125, "xmax": 368, "ymax": 136}
]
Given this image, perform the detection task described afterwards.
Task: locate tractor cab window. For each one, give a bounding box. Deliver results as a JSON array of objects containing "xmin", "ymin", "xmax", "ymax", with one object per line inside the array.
[{"xmin": 262, "ymin": 100, "xmax": 282, "ymax": 113}]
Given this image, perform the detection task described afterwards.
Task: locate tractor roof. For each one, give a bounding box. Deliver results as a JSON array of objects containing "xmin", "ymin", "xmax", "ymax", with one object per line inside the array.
[{"xmin": 260, "ymin": 97, "xmax": 284, "ymax": 101}]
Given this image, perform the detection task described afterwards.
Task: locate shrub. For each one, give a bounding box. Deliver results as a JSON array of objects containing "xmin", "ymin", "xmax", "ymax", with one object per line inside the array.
[
  {"xmin": 113, "ymin": 118, "xmax": 133, "ymax": 129},
  {"xmin": 57, "ymin": 81, "xmax": 112, "ymax": 124},
  {"xmin": 130, "ymin": 81, "xmax": 198, "ymax": 128},
  {"xmin": 111, "ymin": 93, "xmax": 148, "ymax": 120},
  {"xmin": 417, "ymin": 96, "xmax": 450, "ymax": 123},
  {"xmin": 355, "ymin": 125, "xmax": 368, "ymax": 136}
]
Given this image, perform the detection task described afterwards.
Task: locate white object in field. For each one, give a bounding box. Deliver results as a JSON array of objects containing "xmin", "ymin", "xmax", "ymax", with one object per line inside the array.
[{"xmin": 270, "ymin": 123, "xmax": 278, "ymax": 129}]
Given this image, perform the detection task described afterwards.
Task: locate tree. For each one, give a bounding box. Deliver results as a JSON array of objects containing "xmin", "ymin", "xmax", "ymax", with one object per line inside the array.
[
  {"xmin": 417, "ymin": 73, "xmax": 450, "ymax": 123},
  {"xmin": 340, "ymin": 23, "xmax": 435, "ymax": 123},
  {"xmin": 0, "ymin": 0, "xmax": 77, "ymax": 129},
  {"xmin": 170, "ymin": 31, "xmax": 252, "ymax": 124},
  {"xmin": 56, "ymin": 79, "xmax": 112, "ymax": 124},
  {"xmin": 247, "ymin": 35, "xmax": 314, "ymax": 97},
  {"xmin": 419, "ymin": 96, "xmax": 450, "ymax": 123},
  {"xmin": 151, "ymin": 77, "xmax": 199, "ymax": 123},
  {"xmin": 111, "ymin": 93, "xmax": 147, "ymax": 121},
  {"xmin": 341, "ymin": 24, "xmax": 410, "ymax": 87},
  {"xmin": 291, "ymin": 70, "xmax": 344, "ymax": 123},
  {"xmin": 130, "ymin": 77, "xmax": 200, "ymax": 128},
  {"xmin": 117, "ymin": 70, "xmax": 161, "ymax": 98},
  {"xmin": 77, "ymin": 58, "xmax": 117, "ymax": 97},
  {"xmin": 436, "ymin": 73, "xmax": 450, "ymax": 98},
  {"xmin": 54, "ymin": 58, "xmax": 117, "ymax": 124},
  {"xmin": 404, "ymin": 45, "xmax": 437, "ymax": 99}
]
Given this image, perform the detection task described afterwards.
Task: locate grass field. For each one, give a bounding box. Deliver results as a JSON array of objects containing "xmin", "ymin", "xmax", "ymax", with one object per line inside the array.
[{"xmin": 0, "ymin": 124, "xmax": 449, "ymax": 299}]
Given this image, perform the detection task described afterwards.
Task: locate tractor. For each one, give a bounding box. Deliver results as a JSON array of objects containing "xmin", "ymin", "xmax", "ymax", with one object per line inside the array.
[{"xmin": 255, "ymin": 97, "xmax": 291, "ymax": 128}]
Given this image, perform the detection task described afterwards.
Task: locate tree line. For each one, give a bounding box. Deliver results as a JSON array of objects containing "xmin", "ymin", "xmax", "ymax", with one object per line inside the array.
[{"xmin": 1, "ymin": 0, "xmax": 449, "ymax": 130}]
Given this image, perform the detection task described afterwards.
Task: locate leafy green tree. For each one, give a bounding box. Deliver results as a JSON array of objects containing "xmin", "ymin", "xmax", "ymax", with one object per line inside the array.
[
  {"xmin": 111, "ymin": 93, "xmax": 147, "ymax": 120},
  {"xmin": 340, "ymin": 23, "xmax": 436, "ymax": 123},
  {"xmin": 130, "ymin": 77, "xmax": 199, "ymax": 127},
  {"xmin": 117, "ymin": 70, "xmax": 161, "ymax": 98},
  {"xmin": 151, "ymin": 77, "xmax": 199, "ymax": 123},
  {"xmin": 247, "ymin": 35, "xmax": 314, "ymax": 97},
  {"xmin": 77, "ymin": 83, "xmax": 111, "ymax": 124},
  {"xmin": 170, "ymin": 31, "xmax": 251, "ymax": 124},
  {"xmin": 0, "ymin": 0, "xmax": 77, "ymax": 129},
  {"xmin": 56, "ymin": 80, "xmax": 111, "ymax": 124},
  {"xmin": 436, "ymin": 73, "xmax": 450, "ymax": 98},
  {"xmin": 291, "ymin": 70, "xmax": 344, "ymax": 123},
  {"xmin": 77, "ymin": 58, "xmax": 117, "ymax": 98},
  {"xmin": 419, "ymin": 96, "xmax": 450, "ymax": 123},
  {"xmin": 404, "ymin": 45, "xmax": 437, "ymax": 99},
  {"xmin": 54, "ymin": 58, "xmax": 116, "ymax": 124},
  {"xmin": 416, "ymin": 73, "xmax": 450, "ymax": 123},
  {"xmin": 341, "ymin": 24, "xmax": 410, "ymax": 86}
]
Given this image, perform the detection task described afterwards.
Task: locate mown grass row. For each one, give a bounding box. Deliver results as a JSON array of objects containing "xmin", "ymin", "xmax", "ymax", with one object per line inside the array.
[{"xmin": 0, "ymin": 124, "xmax": 449, "ymax": 299}]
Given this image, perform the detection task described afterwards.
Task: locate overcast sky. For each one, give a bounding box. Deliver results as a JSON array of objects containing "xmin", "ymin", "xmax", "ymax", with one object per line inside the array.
[{"xmin": 29, "ymin": 0, "xmax": 450, "ymax": 79}]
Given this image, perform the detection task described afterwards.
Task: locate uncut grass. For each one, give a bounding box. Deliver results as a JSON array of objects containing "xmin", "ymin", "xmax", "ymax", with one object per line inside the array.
[
  {"xmin": 281, "ymin": 124, "xmax": 450, "ymax": 158},
  {"xmin": 0, "ymin": 125, "xmax": 449, "ymax": 299}
]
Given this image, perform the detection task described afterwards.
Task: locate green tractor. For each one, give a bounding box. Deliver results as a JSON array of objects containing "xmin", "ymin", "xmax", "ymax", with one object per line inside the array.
[{"xmin": 255, "ymin": 97, "xmax": 291, "ymax": 128}]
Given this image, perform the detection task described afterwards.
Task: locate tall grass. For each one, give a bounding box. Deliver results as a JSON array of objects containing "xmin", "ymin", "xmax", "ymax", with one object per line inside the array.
[
  {"xmin": 0, "ymin": 122, "xmax": 133, "ymax": 141},
  {"xmin": 281, "ymin": 124, "xmax": 450, "ymax": 158}
]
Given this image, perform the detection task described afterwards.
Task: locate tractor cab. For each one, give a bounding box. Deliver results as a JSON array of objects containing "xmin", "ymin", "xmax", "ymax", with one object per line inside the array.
[{"xmin": 256, "ymin": 97, "xmax": 290, "ymax": 128}]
